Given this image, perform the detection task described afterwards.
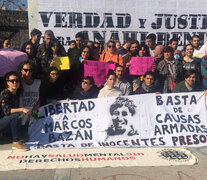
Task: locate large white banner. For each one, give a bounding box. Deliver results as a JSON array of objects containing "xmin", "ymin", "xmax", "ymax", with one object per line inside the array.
[
  {"xmin": 28, "ymin": 0, "xmax": 207, "ymax": 48},
  {"xmin": 27, "ymin": 92, "xmax": 207, "ymax": 149}
]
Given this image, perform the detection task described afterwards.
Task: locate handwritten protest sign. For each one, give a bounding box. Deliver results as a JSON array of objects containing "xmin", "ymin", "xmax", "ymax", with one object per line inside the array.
[
  {"xmin": 27, "ymin": 92, "xmax": 207, "ymax": 149},
  {"xmin": 53, "ymin": 57, "xmax": 70, "ymax": 70},
  {"xmin": 84, "ymin": 60, "xmax": 115, "ymax": 85},
  {"xmin": 129, "ymin": 57, "xmax": 154, "ymax": 75}
]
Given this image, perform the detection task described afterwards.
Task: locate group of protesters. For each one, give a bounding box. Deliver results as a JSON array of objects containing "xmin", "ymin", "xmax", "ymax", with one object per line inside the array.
[{"xmin": 1, "ymin": 28, "xmax": 207, "ymax": 151}]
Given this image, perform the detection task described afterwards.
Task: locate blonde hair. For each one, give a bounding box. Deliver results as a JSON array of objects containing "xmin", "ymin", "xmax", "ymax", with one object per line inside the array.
[{"xmin": 103, "ymin": 39, "xmax": 117, "ymax": 53}]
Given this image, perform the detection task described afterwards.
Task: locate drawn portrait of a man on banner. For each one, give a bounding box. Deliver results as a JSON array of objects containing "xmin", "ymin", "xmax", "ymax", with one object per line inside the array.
[{"xmin": 106, "ymin": 97, "xmax": 139, "ymax": 140}]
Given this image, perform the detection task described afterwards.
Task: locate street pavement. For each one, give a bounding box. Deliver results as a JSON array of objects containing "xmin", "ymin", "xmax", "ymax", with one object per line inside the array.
[{"xmin": 0, "ymin": 136, "xmax": 207, "ymax": 180}]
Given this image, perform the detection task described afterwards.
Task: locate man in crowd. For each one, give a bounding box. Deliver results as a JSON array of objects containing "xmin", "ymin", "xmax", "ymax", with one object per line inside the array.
[
  {"xmin": 146, "ymin": 33, "xmax": 157, "ymax": 56},
  {"xmin": 67, "ymin": 32, "xmax": 85, "ymax": 91},
  {"xmin": 191, "ymin": 35, "xmax": 202, "ymax": 58},
  {"xmin": 21, "ymin": 29, "xmax": 42, "ymax": 57},
  {"xmin": 129, "ymin": 40, "xmax": 139, "ymax": 57},
  {"xmin": 153, "ymin": 45, "xmax": 164, "ymax": 62},
  {"xmin": 173, "ymin": 69, "xmax": 202, "ymax": 92},
  {"xmin": 114, "ymin": 65, "xmax": 131, "ymax": 95},
  {"xmin": 36, "ymin": 30, "xmax": 66, "ymax": 60},
  {"xmin": 68, "ymin": 32, "xmax": 84, "ymax": 64},
  {"xmin": 36, "ymin": 30, "xmax": 55, "ymax": 60},
  {"xmin": 169, "ymin": 38, "xmax": 180, "ymax": 60},
  {"xmin": 122, "ymin": 40, "xmax": 139, "ymax": 68},
  {"xmin": 119, "ymin": 38, "xmax": 132, "ymax": 56}
]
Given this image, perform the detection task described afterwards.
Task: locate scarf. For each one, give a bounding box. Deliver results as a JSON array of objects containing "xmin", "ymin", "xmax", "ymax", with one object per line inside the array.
[{"xmin": 141, "ymin": 82, "xmax": 155, "ymax": 93}]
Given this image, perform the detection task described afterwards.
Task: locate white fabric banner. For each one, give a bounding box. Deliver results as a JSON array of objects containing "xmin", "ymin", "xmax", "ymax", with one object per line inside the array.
[
  {"xmin": 28, "ymin": 92, "xmax": 207, "ymax": 149},
  {"xmin": 28, "ymin": 0, "xmax": 207, "ymax": 47}
]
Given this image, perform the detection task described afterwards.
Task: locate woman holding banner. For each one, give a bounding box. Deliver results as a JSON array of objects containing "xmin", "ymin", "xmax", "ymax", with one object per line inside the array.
[
  {"xmin": 0, "ymin": 71, "xmax": 30, "ymax": 151},
  {"xmin": 99, "ymin": 40, "xmax": 123, "ymax": 66}
]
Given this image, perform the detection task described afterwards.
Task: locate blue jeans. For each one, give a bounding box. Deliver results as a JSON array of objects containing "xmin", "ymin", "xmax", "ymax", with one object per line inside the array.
[{"xmin": 0, "ymin": 113, "xmax": 23, "ymax": 142}]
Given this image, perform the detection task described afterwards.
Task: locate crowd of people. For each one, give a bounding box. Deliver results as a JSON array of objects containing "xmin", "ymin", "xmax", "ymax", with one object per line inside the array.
[{"xmin": 1, "ymin": 28, "xmax": 207, "ymax": 151}]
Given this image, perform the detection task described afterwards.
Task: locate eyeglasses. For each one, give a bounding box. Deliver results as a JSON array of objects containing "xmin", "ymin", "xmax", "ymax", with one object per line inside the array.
[
  {"xmin": 82, "ymin": 80, "xmax": 89, "ymax": 85},
  {"xmin": 7, "ymin": 79, "xmax": 19, "ymax": 83},
  {"xmin": 108, "ymin": 45, "xmax": 115, "ymax": 48},
  {"xmin": 23, "ymin": 69, "xmax": 32, "ymax": 73}
]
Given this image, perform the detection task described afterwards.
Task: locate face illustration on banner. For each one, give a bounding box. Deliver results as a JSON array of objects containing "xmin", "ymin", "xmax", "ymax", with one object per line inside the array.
[{"xmin": 106, "ymin": 97, "xmax": 139, "ymax": 137}]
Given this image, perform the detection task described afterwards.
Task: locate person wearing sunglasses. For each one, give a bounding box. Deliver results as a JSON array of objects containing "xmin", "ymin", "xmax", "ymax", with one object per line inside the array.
[
  {"xmin": 0, "ymin": 71, "xmax": 31, "ymax": 151},
  {"xmin": 18, "ymin": 60, "xmax": 41, "ymax": 113},
  {"xmin": 71, "ymin": 76, "xmax": 99, "ymax": 100},
  {"xmin": 39, "ymin": 67, "xmax": 63, "ymax": 106},
  {"xmin": 99, "ymin": 40, "xmax": 123, "ymax": 66}
]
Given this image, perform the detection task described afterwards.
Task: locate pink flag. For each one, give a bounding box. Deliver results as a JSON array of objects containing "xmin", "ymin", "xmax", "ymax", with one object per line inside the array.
[
  {"xmin": 129, "ymin": 56, "xmax": 154, "ymax": 75},
  {"xmin": 84, "ymin": 60, "xmax": 115, "ymax": 85}
]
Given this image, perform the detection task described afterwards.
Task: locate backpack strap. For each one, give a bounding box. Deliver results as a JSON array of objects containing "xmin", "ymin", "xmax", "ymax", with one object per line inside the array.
[
  {"xmin": 103, "ymin": 52, "xmax": 106, "ymax": 61},
  {"xmin": 117, "ymin": 53, "xmax": 119, "ymax": 64}
]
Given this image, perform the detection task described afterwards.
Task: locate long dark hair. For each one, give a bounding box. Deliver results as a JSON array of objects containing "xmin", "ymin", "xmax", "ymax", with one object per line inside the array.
[
  {"xmin": 4, "ymin": 71, "xmax": 23, "ymax": 96},
  {"xmin": 46, "ymin": 66, "xmax": 59, "ymax": 82},
  {"xmin": 138, "ymin": 43, "xmax": 150, "ymax": 56},
  {"xmin": 17, "ymin": 60, "xmax": 36, "ymax": 79},
  {"xmin": 46, "ymin": 39, "xmax": 63, "ymax": 60},
  {"xmin": 21, "ymin": 41, "xmax": 35, "ymax": 59}
]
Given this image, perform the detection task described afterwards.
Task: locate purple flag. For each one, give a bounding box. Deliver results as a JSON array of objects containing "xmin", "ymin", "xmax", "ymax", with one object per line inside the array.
[{"xmin": 0, "ymin": 48, "xmax": 27, "ymax": 77}]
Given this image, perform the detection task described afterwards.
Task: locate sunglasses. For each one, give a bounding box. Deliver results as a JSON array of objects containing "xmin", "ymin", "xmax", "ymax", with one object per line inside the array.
[
  {"xmin": 7, "ymin": 79, "xmax": 19, "ymax": 83},
  {"xmin": 23, "ymin": 69, "xmax": 32, "ymax": 73},
  {"xmin": 108, "ymin": 45, "xmax": 115, "ymax": 48},
  {"xmin": 82, "ymin": 81, "xmax": 89, "ymax": 85}
]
